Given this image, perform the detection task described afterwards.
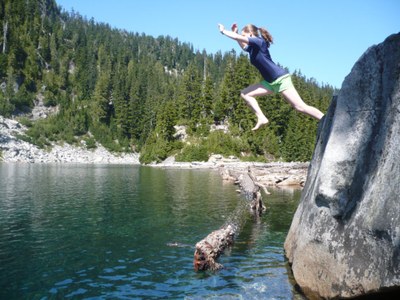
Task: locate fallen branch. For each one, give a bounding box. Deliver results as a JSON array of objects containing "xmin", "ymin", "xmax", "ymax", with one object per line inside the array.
[
  {"xmin": 193, "ymin": 167, "xmax": 266, "ymax": 271},
  {"xmin": 193, "ymin": 224, "xmax": 236, "ymax": 271}
]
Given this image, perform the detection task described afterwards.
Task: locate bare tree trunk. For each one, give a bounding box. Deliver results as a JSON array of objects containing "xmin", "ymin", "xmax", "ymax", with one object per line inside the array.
[
  {"xmin": 3, "ymin": 21, "xmax": 8, "ymax": 54},
  {"xmin": 193, "ymin": 167, "xmax": 266, "ymax": 271}
]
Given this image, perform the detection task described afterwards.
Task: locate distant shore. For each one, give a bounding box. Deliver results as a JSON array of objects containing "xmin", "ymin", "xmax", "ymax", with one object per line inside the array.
[
  {"xmin": 0, "ymin": 115, "xmax": 139, "ymax": 164},
  {"xmin": 149, "ymin": 155, "xmax": 309, "ymax": 188},
  {"xmin": 1, "ymin": 115, "xmax": 308, "ymax": 187}
]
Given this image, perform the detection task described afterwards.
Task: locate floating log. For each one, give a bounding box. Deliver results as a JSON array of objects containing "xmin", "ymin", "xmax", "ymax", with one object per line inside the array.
[
  {"xmin": 193, "ymin": 224, "xmax": 236, "ymax": 271},
  {"xmin": 193, "ymin": 167, "xmax": 266, "ymax": 271}
]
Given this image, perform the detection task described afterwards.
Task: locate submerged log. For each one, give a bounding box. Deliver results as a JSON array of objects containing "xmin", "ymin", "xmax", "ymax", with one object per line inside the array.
[{"xmin": 193, "ymin": 167, "xmax": 266, "ymax": 271}]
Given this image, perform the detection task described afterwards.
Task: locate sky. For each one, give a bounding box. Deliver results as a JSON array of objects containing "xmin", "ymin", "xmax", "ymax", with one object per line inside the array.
[{"xmin": 55, "ymin": 0, "xmax": 399, "ymax": 88}]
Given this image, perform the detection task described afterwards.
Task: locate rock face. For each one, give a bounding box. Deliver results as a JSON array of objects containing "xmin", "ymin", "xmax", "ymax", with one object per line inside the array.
[{"xmin": 284, "ymin": 33, "xmax": 400, "ymax": 298}]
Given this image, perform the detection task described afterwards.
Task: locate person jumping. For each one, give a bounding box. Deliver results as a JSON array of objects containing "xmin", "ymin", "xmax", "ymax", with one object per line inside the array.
[{"xmin": 218, "ymin": 23, "xmax": 324, "ymax": 131}]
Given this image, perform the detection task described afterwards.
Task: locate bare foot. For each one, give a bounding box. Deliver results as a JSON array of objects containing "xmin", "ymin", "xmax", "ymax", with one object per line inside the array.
[{"xmin": 252, "ymin": 118, "xmax": 269, "ymax": 131}]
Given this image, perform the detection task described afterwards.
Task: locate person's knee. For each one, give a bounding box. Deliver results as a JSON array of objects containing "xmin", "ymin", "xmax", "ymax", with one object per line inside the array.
[
  {"xmin": 240, "ymin": 87, "xmax": 248, "ymax": 97},
  {"xmin": 240, "ymin": 90, "xmax": 249, "ymax": 101}
]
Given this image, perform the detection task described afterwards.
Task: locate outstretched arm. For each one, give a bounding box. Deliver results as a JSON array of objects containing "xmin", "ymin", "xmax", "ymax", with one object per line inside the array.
[
  {"xmin": 218, "ymin": 23, "xmax": 248, "ymax": 49},
  {"xmin": 230, "ymin": 23, "xmax": 248, "ymax": 49}
]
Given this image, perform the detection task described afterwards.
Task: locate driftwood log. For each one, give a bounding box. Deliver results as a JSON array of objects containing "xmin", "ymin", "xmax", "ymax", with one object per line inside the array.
[{"xmin": 193, "ymin": 167, "xmax": 266, "ymax": 271}]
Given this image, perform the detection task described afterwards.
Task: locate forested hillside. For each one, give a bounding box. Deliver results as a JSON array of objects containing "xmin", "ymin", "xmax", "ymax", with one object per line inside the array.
[{"xmin": 0, "ymin": 0, "xmax": 336, "ymax": 163}]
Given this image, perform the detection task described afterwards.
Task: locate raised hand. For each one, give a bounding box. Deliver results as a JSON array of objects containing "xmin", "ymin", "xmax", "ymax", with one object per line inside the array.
[{"xmin": 231, "ymin": 23, "xmax": 238, "ymax": 33}]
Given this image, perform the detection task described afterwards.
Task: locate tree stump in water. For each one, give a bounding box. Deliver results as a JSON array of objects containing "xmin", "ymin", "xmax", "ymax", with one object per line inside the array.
[{"xmin": 193, "ymin": 167, "xmax": 266, "ymax": 271}]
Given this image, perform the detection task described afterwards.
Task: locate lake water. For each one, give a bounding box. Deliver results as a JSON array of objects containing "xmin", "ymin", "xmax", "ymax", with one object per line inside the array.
[{"xmin": 0, "ymin": 164, "xmax": 305, "ymax": 299}]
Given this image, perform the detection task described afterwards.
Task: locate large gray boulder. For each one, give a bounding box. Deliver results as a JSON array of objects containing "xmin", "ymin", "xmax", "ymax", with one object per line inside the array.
[{"xmin": 284, "ymin": 33, "xmax": 400, "ymax": 299}]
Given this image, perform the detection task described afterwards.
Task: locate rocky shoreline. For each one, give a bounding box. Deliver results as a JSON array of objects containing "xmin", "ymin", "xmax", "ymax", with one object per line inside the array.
[
  {"xmin": 0, "ymin": 115, "xmax": 140, "ymax": 164},
  {"xmin": 1, "ymin": 115, "xmax": 308, "ymax": 187},
  {"xmin": 151, "ymin": 155, "xmax": 308, "ymax": 188}
]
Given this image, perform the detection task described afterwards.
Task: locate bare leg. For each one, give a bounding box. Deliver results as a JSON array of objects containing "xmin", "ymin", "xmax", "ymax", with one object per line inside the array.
[
  {"xmin": 281, "ymin": 87, "xmax": 324, "ymax": 120},
  {"xmin": 240, "ymin": 84, "xmax": 272, "ymax": 131}
]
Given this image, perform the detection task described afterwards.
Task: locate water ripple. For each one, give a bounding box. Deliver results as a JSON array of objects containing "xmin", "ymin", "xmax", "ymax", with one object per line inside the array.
[{"xmin": 0, "ymin": 164, "xmax": 304, "ymax": 299}]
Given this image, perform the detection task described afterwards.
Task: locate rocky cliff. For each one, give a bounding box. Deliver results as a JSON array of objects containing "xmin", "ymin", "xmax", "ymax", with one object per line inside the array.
[{"xmin": 284, "ymin": 33, "xmax": 400, "ymax": 298}]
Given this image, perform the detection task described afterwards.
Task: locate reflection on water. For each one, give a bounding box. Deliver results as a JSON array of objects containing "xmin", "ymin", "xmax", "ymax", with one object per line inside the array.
[{"xmin": 0, "ymin": 164, "xmax": 305, "ymax": 299}]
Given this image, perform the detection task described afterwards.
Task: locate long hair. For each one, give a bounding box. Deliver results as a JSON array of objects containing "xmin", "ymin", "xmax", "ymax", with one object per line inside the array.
[{"xmin": 241, "ymin": 24, "xmax": 273, "ymax": 47}]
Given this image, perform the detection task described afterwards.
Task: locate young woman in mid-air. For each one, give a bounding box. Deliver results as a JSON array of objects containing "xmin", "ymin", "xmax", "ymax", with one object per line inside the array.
[{"xmin": 218, "ymin": 23, "xmax": 324, "ymax": 131}]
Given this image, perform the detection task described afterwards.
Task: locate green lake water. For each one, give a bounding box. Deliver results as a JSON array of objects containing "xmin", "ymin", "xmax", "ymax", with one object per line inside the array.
[{"xmin": 0, "ymin": 164, "xmax": 305, "ymax": 299}]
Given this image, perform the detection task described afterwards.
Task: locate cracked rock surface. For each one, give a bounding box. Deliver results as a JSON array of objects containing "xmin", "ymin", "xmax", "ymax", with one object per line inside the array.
[{"xmin": 284, "ymin": 33, "xmax": 400, "ymax": 298}]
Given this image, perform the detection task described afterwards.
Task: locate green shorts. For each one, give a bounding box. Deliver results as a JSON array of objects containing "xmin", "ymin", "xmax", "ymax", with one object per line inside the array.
[{"xmin": 261, "ymin": 74, "xmax": 294, "ymax": 93}]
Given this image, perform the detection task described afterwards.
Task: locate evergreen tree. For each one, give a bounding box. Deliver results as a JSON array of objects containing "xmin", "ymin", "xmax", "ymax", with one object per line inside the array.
[
  {"xmin": 0, "ymin": 0, "xmax": 335, "ymax": 162},
  {"xmin": 177, "ymin": 62, "xmax": 202, "ymax": 127},
  {"xmin": 215, "ymin": 54, "xmax": 236, "ymax": 123},
  {"xmin": 201, "ymin": 70, "xmax": 214, "ymax": 123}
]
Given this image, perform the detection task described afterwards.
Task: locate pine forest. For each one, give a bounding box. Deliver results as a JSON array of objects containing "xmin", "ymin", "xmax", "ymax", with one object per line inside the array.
[{"xmin": 0, "ymin": 0, "xmax": 336, "ymax": 163}]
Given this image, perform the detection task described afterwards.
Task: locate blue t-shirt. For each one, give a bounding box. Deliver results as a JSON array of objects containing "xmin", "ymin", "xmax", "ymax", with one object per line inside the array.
[{"xmin": 244, "ymin": 37, "xmax": 288, "ymax": 83}]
